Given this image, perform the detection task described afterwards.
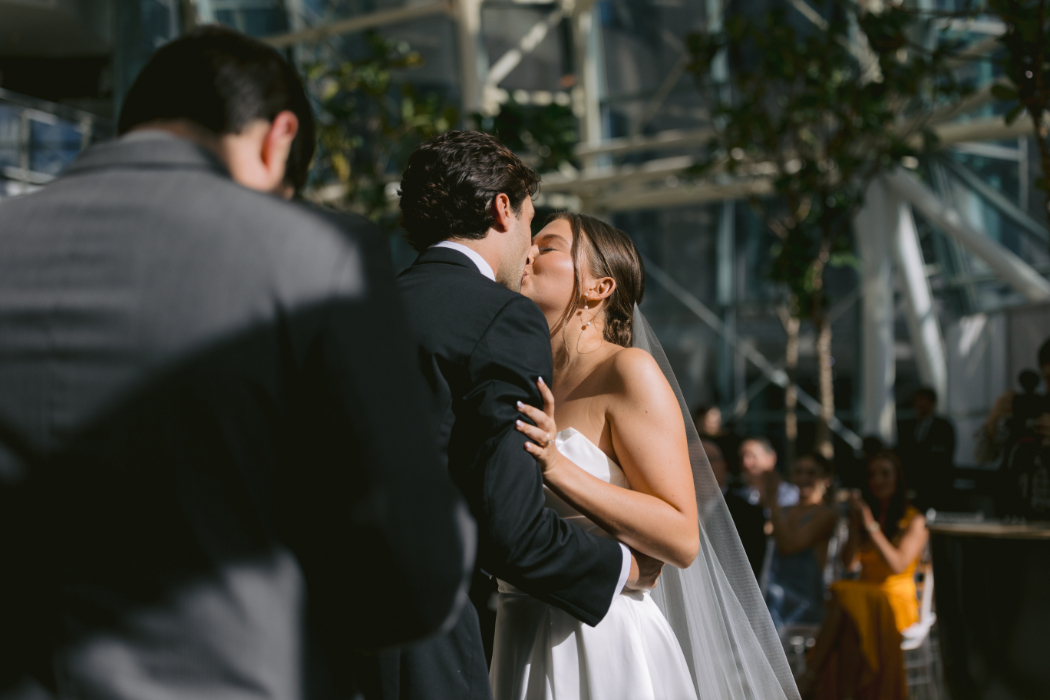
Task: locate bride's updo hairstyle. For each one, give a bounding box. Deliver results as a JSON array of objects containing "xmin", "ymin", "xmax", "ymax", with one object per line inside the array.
[{"xmin": 549, "ymin": 212, "xmax": 645, "ymax": 347}]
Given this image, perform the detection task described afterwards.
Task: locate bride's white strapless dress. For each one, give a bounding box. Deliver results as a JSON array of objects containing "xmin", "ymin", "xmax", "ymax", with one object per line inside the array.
[{"xmin": 489, "ymin": 428, "xmax": 699, "ymax": 700}]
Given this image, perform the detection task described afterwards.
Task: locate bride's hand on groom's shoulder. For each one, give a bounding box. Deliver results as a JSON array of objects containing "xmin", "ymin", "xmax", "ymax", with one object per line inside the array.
[{"xmin": 515, "ymin": 377, "xmax": 563, "ymax": 478}]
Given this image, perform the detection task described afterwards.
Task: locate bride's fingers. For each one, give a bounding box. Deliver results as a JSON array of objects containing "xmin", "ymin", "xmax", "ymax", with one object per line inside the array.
[
  {"xmin": 536, "ymin": 377, "xmax": 555, "ymax": 415},
  {"xmin": 515, "ymin": 401, "xmax": 549, "ymax": 427},
  {"xmin": 523, "ymin": 441, "xmax": 545, "ymax": 457},
  {"xmin": 515, "ymin": 419, "xmax": 549, "ymax": 445}
]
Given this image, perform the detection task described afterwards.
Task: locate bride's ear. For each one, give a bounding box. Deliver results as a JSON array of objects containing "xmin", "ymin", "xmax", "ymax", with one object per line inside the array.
[{"xmin": 586, "ymin": 277, "xmax": 616, "ymax": 304}]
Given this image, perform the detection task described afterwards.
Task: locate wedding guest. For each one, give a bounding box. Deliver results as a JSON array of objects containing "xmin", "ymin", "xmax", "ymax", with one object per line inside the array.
[
  {"xmin": 704, "ymin": 439, "xmax": 766, "ymax": 579},
  {"xmin": 896, "ymin": 387, "xmax": 955, "ymax": 511},
  {"xmin": 799, "ymin": 451, "xmax": 927, "ymax": 700},
  {"xmin": 695, "ymin": 404, "xmax": 740, "ymax": 476},
  {"xmin": 0, "ymin": 26, "xmax": 473, "ymax": 700},
  {"xmin": 762, "ymin": 453, "xmax": 837, "ymax": 630},
  {"xmin": 738, "ymin": 436, "xmax": 799, "ymax": 509},
  {"xmin": 862, "ymin": 435, "xmax": 885, "ymax": 459}
]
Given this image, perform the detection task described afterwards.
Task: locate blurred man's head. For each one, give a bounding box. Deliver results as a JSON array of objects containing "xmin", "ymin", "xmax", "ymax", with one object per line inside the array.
[
  {"xmin": 702, "ymin": 439, "xmax": 727, "ymax": 490},
  {"xmin": 862, "ymin": 434, "xmax": 885, "ymax": 459},
  {"xmin": 693, "ymin": 405, "xmax": 722, "ymax": 437},
  {"xmin": 914, "ymin": 387, "xmax": 937, "ymax": 419},
  {"xmin": 739, "ymin": 437, "xmax": 777, "ymax": 486},
  {"xmin": 118, "ymin": 25, "xmax": 315, "ymax": 197},
  {"xmin": 1039, "ymin": 337, "xmax": 1050, "ymax": 388}
]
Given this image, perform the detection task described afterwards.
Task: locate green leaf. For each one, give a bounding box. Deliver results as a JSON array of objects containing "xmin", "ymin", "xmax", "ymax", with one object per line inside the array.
[
  {"xmin": 1005, "ymin": 103, "xmax": 1026, "ymax": 125},
  {"xmin": 991, "ymin": 83, "xmax": 1020, "ymax": 101}
]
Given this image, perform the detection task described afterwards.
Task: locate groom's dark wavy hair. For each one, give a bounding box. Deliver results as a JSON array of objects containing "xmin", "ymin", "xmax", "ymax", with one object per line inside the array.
[
  {"xmin": 398, "ymin": 131, "xmax": 540, "ymax": 252},
  {"xmin": 117, "ymin": 25, "xmax": 315, "ymax": 193}
]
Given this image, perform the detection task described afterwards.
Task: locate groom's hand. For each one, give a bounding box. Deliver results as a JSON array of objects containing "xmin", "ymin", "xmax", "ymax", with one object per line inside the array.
[{"xmin": 624, "ymin": 547, "xmax": 663, "ymax": 591}]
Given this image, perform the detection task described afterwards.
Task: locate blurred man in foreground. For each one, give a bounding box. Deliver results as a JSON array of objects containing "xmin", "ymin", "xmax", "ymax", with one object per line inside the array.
[{"xmin": 0, "ymin": 26, "xmax": 473, "ymax": 700}]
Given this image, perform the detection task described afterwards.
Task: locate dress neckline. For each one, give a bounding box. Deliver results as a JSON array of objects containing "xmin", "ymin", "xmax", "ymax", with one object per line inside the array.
[{"xmin": 556, "ymin": 427, "xmax": 624, "ymax": 469}]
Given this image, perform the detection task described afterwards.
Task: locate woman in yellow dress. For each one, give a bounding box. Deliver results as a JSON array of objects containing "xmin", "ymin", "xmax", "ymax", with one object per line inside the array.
[{"xmin": 799, "ymin": 450, "xmax": 928, "ymax": 699}]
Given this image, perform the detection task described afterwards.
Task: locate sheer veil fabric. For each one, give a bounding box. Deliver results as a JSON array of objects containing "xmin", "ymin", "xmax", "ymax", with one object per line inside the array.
[{"xmin": 632, "ymin": 306, "xmax": 800, "ymax": 700}]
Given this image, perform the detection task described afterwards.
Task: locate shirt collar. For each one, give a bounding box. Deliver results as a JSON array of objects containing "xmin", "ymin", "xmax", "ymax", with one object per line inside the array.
[{"xmin": 430, "ymin": 240, "xmax": 495, "ymax": 282}]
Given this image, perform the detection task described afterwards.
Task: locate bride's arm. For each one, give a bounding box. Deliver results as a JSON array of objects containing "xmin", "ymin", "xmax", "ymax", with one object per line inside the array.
[{"xmin": 516, "ymin": 350, "xmax": 699, "ymax": 569}]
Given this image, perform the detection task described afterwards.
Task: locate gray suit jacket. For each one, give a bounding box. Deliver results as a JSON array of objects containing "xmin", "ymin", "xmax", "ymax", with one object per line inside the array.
[{"xmin": 0, "ymin": 133, "xmax": 472, "ymax": 700}]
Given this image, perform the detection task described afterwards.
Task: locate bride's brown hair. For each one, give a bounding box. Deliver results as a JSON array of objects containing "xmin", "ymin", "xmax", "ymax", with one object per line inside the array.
[{"xmin": 547, "ymin": 212, "xmax": 645, "ymax": 347}]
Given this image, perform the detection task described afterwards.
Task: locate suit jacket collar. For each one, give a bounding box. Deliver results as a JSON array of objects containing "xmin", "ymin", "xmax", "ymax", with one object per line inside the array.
[
  {"xmin": 411, "ymin": 245, "xmax": 487, "ymax": 275},
  {"xmin": 63, "ymin": 131, "xmax": 231, "ymax": 178}
]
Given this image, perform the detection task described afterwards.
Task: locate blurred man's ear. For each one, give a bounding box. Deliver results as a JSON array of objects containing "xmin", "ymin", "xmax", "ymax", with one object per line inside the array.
[
  {"xmin": 218, "ymin": 111, "xmax": 299, "ymax": 195},
  {"xmin": 260, "ymin": 111, "xmax": 299, "ymax": 193}
]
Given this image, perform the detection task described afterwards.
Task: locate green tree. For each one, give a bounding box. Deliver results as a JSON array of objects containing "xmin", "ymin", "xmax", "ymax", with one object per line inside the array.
[
  {"xmin": 307, "ymin": 32, "xmax": 458, "ymax": 223},
  {"xmin": 687, "ymin": 0, "xmax": 965, "ymax": 458},
  {"xmin": 474, "ymin": 98, "xmax": 580, "ymax": 174},
  {"xmin": 986, "ymin": 0, "xmax": 1050, "ymax": 248}
]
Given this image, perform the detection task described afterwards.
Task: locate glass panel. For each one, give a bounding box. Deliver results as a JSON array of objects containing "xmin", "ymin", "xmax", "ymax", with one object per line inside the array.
[
  {"xmin": 0, "ymin": 104, "xmax": 20, "ymax": 170},
  {"xmin": 215, "ymin": 6, "xmax": 289, "ymax": 37},
  {"xmin": 29, "ymin": 118, "xmax": 82, "ymax": 176}
]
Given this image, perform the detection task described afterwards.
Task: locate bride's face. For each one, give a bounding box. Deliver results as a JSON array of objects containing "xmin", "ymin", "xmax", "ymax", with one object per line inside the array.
[{"xmin": 520, "ymin": 218, "xmax": 578, "ymax": 324}]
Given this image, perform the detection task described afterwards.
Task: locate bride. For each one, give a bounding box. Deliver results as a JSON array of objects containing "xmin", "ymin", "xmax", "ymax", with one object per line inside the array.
[{"xmin": 489, "ymin": 212, "xmax": 800, "ymax": 700}]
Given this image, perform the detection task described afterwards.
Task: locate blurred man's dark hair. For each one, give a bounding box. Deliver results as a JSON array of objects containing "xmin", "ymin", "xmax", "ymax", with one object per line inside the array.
[
  {"xmin": 862, "ymin": 434, "xmax": 885, "ymax": 458},
  {"xmin": 797, "ymin": 451, "xmax": 832, "ymax": 476},
  {"xmin": 398, "ymin": 130, "xmax": 540, "ymax": 252},
  {"xmin": 914, "ymin": 386, "xmax": 937, "ymax": 404},
  {"xmin": 740, "ymin": 435, "xmax": 775, "ymax": 454},
  {"xmin": 117, "ymin": 25, "xmax": 315, "ymax": 192},
  {"xmin": 1039, "ymin": 337, "xmax": 1050, "ymax": 370}
]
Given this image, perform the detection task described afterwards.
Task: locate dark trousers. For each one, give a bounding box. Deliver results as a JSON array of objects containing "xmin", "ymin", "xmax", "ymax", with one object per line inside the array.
[{"xmin": 351, "ymin": 602, "xmax": 492, "ymax": 700}]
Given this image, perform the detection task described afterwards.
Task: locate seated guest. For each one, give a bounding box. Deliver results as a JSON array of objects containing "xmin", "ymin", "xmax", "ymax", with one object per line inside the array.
[
  {"xmin": 704, "ymin": 439, "xmax": 766, "ymax": 579},
  {"xmin": 799, "ymin": 451, "xmax": 928, "ymax": 700},
  {"xmin": 762, "ymin": 453, "xmax": 837, "ymax": 631},
  {"xmin": 738, "ymin": 436, "xmax": 799, "ymax": 509}
]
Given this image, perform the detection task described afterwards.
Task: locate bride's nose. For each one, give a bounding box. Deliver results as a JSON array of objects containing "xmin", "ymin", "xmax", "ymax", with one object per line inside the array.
[{"xmin": 525, "ymin": 243, "xmax": 539, "ymax": 266}]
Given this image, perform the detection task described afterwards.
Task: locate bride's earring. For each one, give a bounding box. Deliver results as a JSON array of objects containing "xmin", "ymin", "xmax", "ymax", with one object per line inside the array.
[{"xmin": 583, "ymin": 301, "xmax": 591, "ymax": 328}]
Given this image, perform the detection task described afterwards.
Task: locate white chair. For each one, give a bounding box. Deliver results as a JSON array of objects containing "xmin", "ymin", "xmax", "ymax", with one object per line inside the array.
[{"xmin": 902, "ymin": 560, "xmax": 943, "ymax": 700}]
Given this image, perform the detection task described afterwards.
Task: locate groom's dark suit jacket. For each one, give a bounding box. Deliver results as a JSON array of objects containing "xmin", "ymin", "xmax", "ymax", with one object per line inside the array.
[
  {"xmin": 0, "ymin": 133, "xmax": 473, "ymax": 700},
  {"xmin": 363, "ymin": 246, "xmax": 625, "ymax": 700}
]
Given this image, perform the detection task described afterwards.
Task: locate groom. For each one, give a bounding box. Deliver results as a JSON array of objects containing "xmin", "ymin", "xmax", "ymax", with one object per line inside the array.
[{"xmin": 360, "ymin": 131, "xmax": 662, "ymax": 700}]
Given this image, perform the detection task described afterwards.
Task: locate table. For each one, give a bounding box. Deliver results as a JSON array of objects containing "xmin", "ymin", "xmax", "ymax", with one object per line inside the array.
[{"xmin": 930, "ymin": 521, "xmax": 1050, "ymax": 700}]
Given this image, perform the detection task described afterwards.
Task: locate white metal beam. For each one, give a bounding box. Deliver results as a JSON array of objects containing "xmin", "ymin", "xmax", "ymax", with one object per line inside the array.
[
  {"xmin": 593, "ymin": 177, "xmax": 774, "ymax": 211},
  {"xmin": 262, "ymin": 1, "xmax": 451, "ymax": 48},
  {"xmin": 574, "ymin": 127, "xmax": 714, "ymax": 159},
  {"xmin": 645, "ymin": 257, "xmax": 864, "ymax": 448},
  {"xmin": 885, "ymin": 168, "xmax": 1050, "ymax": 302},
  {"xmin": 855, "ymin": 179, "xmax": 897, "ymax": 443},
  {"xmin": 453, "ymin": 0, "xmax": 486, "ymax": 114},
  {"xmin": 889, "ymin": 189, "xmax": 948, "ymax": 402},
  {"xmin": 485, "ymin": 3, "xmax": 567, "ymax": 90},
  {"xmin": 573, "ymin": 6, "xmax": 605, "ymax": 170},
  {"xmin": 942, "ymin": 158, "xmax": 1049, "ymax": 244}
]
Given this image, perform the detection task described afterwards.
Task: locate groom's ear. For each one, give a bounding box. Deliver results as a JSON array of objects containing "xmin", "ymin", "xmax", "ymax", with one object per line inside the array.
[{"xmin": 490, "ymin": 193, "xmax": 514, "ymax": 233}]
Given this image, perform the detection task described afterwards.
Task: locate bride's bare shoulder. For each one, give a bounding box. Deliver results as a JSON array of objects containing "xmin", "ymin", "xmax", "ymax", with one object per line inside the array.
[{"xmin": 605, "ymin": 347, "xmax": 672, "ymax": 401}]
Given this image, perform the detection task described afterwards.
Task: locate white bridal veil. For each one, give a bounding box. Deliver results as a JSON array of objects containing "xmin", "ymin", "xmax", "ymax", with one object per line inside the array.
[{"xmin": 632, "ymin": 306, "xmax": 800, "ymax": 700}]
